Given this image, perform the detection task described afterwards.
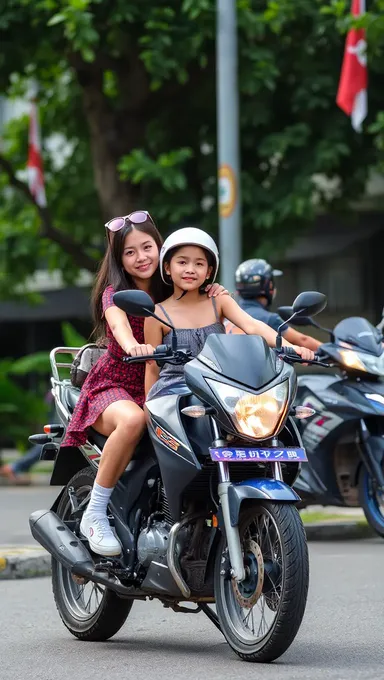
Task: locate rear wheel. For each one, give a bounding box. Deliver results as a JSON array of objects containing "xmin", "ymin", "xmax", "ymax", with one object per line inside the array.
[
  {"xmin": 214, "ymin": 502, "xmax": 309, "ymax": 663},
  {"xmin": 358, "ymin": 466, "xmax": 384, "ymax": 538},
  {"xmin": 52, "ymin": 467, "xmax": 133, "ymax": 640}
]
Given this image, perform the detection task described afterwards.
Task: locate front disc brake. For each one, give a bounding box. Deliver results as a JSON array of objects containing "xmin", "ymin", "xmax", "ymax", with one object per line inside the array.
[{"xmin": 232, "ymin": 539, "xmax": 264, "ymax": 609}]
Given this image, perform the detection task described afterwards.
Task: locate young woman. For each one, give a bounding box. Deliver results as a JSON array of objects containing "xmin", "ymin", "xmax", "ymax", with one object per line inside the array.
[
  {"xmin": 145, "ymin": 228, "xmax": 314, "ymax": 400},
  {"xmin": 63, "ymin": 213, "xmax": 226, "ymax": 557}
]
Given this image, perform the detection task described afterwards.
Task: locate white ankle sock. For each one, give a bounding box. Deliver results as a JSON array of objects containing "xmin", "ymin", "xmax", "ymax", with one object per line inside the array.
[{"xmin": 86, "ymin": 482, "xmax": 114, "ymax": 518}]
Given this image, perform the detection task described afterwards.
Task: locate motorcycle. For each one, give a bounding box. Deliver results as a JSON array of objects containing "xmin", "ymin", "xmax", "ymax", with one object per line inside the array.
[
  {"xmin": 29, "ymin": 290, "xmax": 327, "ymax": 663},
  {"xmin": 278, "ymin": 304, "xmax": 384, "ymax": 536}
]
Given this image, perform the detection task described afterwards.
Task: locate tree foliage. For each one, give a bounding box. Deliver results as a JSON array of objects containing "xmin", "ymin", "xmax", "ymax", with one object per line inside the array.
[
  {"xmin": 0, "ymin": 0, "xmax": 384, "ymax": 298},
  {"xmin": 0, "ymin": 322, "xmax": 86, "ymax": 447}
]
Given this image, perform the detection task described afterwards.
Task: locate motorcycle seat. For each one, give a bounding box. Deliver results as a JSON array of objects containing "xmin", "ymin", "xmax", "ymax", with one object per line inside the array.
[
  {"xmin": 61, "ymin": 382, "xmax": 108, "ymax": 449},
  {"xmin": 61, "ymin": 381, "xmax": 150, "ymax": 459},
  {"xmin": 63, "ymin": 382, "xmax": 81, "ymax": 413}
]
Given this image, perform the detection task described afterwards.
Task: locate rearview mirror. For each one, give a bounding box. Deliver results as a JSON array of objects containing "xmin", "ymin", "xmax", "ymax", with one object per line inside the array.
[
  {"xmin": 277, "ymin": 306, "xmax": 315, "ymax": 327},
  {"xmin": 113, "ymin": 290, "xmax": 155, "ymax": 317},
  {"xmin": 292, "ymin": 291, "xmax": 327, "ymax": 318}
]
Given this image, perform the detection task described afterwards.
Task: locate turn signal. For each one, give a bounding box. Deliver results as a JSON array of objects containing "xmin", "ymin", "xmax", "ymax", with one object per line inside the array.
[
  {"xmin": 181, "ymin": 405, "xmax": 212, "ymax": 418},
  {"xmin": 292, "ymin": 406, "xmax": 316, "ymax": 419},
  {"xmin": 43, "ymin": 424, "xmax": 64, "ymax": 436}
]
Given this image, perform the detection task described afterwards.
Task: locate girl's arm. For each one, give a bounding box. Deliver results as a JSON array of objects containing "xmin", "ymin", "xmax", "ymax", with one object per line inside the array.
[
  {"xmin": 144, "ymin": 315, "xmax": 163, "ymax": 395},
  {"xmin": 105, "ymin": 306, "xmax": 155, "ymax": 356},
  {"xmin": 219, "ymin": 296, "xmax": 314, "ymax": 359}
]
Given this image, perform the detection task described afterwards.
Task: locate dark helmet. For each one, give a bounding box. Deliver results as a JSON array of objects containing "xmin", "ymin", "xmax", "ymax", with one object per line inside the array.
[{"xmin": 235, "ymin": 259, "xmax": 283, "ymax": 305}]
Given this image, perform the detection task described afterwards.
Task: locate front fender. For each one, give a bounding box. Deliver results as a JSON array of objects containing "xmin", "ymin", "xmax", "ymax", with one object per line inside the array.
[{"xmin": 227, "ymin": 479, "xmax": 301, "ymax": 527}]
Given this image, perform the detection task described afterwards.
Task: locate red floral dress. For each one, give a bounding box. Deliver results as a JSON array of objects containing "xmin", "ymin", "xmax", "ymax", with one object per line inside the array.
[{"xmin": 62, "ymin": 285, "xmax": 145, "ymax": 447}]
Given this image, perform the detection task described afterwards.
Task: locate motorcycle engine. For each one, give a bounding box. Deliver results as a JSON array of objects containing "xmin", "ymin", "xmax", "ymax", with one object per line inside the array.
[{"xmin": 137, "ymin": 520, "xmax": 172, "ymax": 567}]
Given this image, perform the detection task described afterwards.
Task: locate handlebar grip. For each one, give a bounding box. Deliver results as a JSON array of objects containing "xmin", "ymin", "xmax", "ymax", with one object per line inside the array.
[
  {"xmin": 281, "ymin": 346, "xmax": 301, "ymax": 359},
  {"xmin": 123, "ymin": 354, "xmax": 157, "ymax": 363},
  {"xmin": 313, "ymin": 356, "xmax": 331, "ymax": 367}
]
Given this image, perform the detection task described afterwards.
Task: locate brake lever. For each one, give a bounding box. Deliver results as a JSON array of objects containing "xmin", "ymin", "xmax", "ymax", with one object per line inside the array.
[
  {"xmin": 276, "ymin": 350, "xmax": 331, "ymax": 368},
  {"xmin": 123, "ymin": 349, "xmax": 192, "ymax": 365},
  {"xmin": 123, "ymin": 353, "xmax": 167, "ymax": 364},
  {"xmin": 289, "ymin": 356, "xmax": 332, "ymax": 367}
]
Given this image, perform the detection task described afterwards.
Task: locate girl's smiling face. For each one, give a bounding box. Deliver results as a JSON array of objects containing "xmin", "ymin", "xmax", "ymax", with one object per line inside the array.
[
  {"xmin": 165, "ymin": 245, "xmax": 213, "ymax": 291},
  {"xmin": 122, "ymin": 228, "xmax": 159, "ymax": 282}
]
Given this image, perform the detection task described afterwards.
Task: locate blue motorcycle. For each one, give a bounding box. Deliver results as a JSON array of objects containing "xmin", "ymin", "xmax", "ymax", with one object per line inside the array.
[{"xmin": 278, "ymin": 307, "xmax": 384, "ymax": 537}]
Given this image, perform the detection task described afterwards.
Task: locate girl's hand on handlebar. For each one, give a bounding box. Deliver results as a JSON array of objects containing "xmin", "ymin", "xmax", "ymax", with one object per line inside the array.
[{"xmin": 292, "ymin": 345, "xmax": 315, "ymax": 363}]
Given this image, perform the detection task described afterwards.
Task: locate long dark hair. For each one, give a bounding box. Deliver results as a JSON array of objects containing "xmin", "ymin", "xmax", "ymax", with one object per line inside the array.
[{"xmin": 92, "ymin": 219, "xmax": 167, "ymax": 341}]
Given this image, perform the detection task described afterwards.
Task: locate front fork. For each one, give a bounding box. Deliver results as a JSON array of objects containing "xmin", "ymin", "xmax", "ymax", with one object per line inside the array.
[
  {"xmin": 210, "ymin": 418, "xmax": 244, "ymax": 582},
  {"xmin": 212, "ymin": 421, "xmax": 284, "ymax": 584},
  {"xmin": 218, "ymin": 474, "xmax": 246, "ymax": 583},
  {"xmin": 359, "ymin": 419, "xmax": 384, "ymax": 490}
]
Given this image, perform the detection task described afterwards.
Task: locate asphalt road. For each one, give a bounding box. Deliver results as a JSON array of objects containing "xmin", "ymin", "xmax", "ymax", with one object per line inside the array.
[
  {"xmin": 1, "ymin": 537, "xmax": 384, "ymax": 680},
  {"xmin": 0, "ymin": 486, "xmax": 58, "ymax": 545}
]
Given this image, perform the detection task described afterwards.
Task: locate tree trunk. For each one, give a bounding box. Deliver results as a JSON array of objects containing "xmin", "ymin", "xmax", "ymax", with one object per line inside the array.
[{"xmin": 74, "ymin": 53, "xmax": 150, "ymax": 220}]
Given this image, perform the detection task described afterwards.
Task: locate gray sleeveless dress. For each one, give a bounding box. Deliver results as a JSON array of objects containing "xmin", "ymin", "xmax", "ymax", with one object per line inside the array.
[{"xmin": 146, "ymin": 298, "xmax": 225, "ymax": 401}]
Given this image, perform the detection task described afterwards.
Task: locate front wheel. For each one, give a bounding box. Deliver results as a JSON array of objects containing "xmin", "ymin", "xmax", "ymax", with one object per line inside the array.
[
  {"xmin": 214, "ymin": 502, "xmax": 309, "ymax": 663},
  {"xmin": 358, "ymin": 466, "xmax": 384, "ymax": 538},
  {"xmin": 52, "ymin": 467, "xmax": 133, "ymax": 640}
]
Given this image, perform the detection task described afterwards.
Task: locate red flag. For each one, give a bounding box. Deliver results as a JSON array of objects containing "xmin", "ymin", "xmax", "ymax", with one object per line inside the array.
[
  {"xmin": 336, "ymin": 0, "xmax": 367, "ymax": 132},
  {"xmin": 27, "ymin": 97, "xmax": 47, "ymax": 207}
]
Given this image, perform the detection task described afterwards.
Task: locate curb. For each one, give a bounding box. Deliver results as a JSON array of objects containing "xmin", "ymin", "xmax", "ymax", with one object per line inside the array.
[
  {"xmin": 0, "ymin": 522, "xmax": 375, "ymax": 581},
  {"xmin": 0, "ymin": 546, "xmax": 51, "ymax": 580},
  {"xmin": 0, "ymin": 475, "xmax": 51, "ymax": 488},
  {"xmin": 304, "ymin": 521, "xmax": 375, "ymax": 541}
]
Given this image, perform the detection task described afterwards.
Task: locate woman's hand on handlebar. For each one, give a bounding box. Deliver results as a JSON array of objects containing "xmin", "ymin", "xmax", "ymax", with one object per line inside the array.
[{"xmin": 125, "ymin": 343, "xmax": 156, "ymax": 365}]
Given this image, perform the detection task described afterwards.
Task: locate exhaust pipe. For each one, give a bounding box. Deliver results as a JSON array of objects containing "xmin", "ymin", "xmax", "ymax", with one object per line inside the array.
[
  {"xmin": 30, "ymin": 509, "xmax": 94, "ymax": 572},
  {"xmin": 29, "ymin": 509, "xmax": 145, "ymax": 598}
]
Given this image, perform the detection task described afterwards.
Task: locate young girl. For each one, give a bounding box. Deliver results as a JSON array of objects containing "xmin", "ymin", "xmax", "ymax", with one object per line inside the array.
[
  {"xmin": 63, "ymin": 213, "xmax": 226, "ymax": 557},
  {"xmin": 145, "ymin": 228, "xmax": 314, "ymax": 399}
]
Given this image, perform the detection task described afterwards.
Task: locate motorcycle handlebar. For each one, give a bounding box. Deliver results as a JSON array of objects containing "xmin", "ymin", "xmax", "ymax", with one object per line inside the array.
[
  {"xmin": 123, "ymin": 353, "xmax": 161, "ymax": 364},
  {"xmin": 123, "ymin": 345, "xmax": 331, "ymax": 368},
  {"xmin": 123, "ymin": 347, "xmax": 191, "ymax": 365},
  {"xmin": 277, "ymin": 346, "xmax": 331, "ymax": 368}
]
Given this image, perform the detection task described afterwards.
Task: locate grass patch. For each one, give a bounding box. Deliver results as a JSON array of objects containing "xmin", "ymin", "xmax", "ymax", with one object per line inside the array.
[
  {"xmin": 3, "ymin": 457, "xmax": 53, "ymax": 476},
  {"xmin": 300, "ymin": 510, "xmax": 367, "ymax": 525}
]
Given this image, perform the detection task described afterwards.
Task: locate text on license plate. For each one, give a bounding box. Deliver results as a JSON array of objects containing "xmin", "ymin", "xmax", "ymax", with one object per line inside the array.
[{"xmin": 209, "ymin": 447, "xmax": 307, "ymax": 462}]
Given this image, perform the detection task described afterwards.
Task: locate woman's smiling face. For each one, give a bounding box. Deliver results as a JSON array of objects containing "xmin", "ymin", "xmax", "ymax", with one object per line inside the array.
[{"xmin": 122, "ymin": 227, "xmax": 159, "ymax": 282}]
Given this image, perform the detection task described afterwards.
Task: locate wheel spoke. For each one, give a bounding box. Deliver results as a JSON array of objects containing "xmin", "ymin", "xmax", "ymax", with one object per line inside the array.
[
  {"xmin": 83, "ymin": 586, "xmax": 94, "ymax": 613},
  {"xmin": 221, "ymin": 506, "xmax": 285, "ymax": 645}
]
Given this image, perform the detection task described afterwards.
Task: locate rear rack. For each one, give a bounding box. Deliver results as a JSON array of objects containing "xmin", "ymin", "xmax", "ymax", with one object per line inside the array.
[{"xmin": 49, "ymin": 346, "xmax": 81, "ymax": 382}]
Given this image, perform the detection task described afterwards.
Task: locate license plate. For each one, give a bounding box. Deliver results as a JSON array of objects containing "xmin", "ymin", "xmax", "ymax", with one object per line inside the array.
[{"xmin": 209, "ymin": 447, "xmax": 307, "ymax": 462}]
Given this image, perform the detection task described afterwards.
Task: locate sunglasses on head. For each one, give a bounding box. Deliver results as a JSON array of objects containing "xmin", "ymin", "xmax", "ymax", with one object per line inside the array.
[{"xmin": 104, "ymin": 211, "xmax": 155, "ymax": 234}]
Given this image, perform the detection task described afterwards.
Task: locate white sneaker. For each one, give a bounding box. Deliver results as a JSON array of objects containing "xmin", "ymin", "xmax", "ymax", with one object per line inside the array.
[{"xmin": 80, "ymin": 512, "xmax": 121, "ymax": 557}]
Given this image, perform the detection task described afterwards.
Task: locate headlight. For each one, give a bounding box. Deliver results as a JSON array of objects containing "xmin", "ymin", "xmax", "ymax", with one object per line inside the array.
[
  {"xmin": 339, "ymin": 350, "xmax": 367, "ymax": 372},
  {"xmin": 206, "ymin": 379, "xmax": 289, "ymax": 440},
  {"xmin": 339, "ymin": 349, "xmax": 384, "ymax": 376}
]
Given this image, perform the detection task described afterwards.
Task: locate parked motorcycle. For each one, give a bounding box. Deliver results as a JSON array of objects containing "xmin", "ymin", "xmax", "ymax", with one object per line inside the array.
[
  {"xmin": 278, "ymin": 304, "xmax": 384, "ymax": 536},
  {"xmin": 29, "ymin": 290, "xmax": 327, "ymax": 662}
]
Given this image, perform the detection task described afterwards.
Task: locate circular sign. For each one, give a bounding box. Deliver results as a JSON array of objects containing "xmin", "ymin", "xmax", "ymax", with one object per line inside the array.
[{"xmin": 218, "ymin": 164, "xmax": 237, "ymax": 218}]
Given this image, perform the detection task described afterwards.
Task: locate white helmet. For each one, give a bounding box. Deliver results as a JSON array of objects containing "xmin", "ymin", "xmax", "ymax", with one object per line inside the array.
[{"xmin": 160, "ymin": 227, "xmax": 219, "ymax": 284}]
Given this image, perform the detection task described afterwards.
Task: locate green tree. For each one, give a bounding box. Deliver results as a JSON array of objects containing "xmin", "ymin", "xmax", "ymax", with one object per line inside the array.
[
  {"xmin": 0, "ymin": 323, "xmax": 86, "ymax": 448},
  {"xmin": 0, "ymin": 0, "xmax": 383, "ymax": 298}
]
